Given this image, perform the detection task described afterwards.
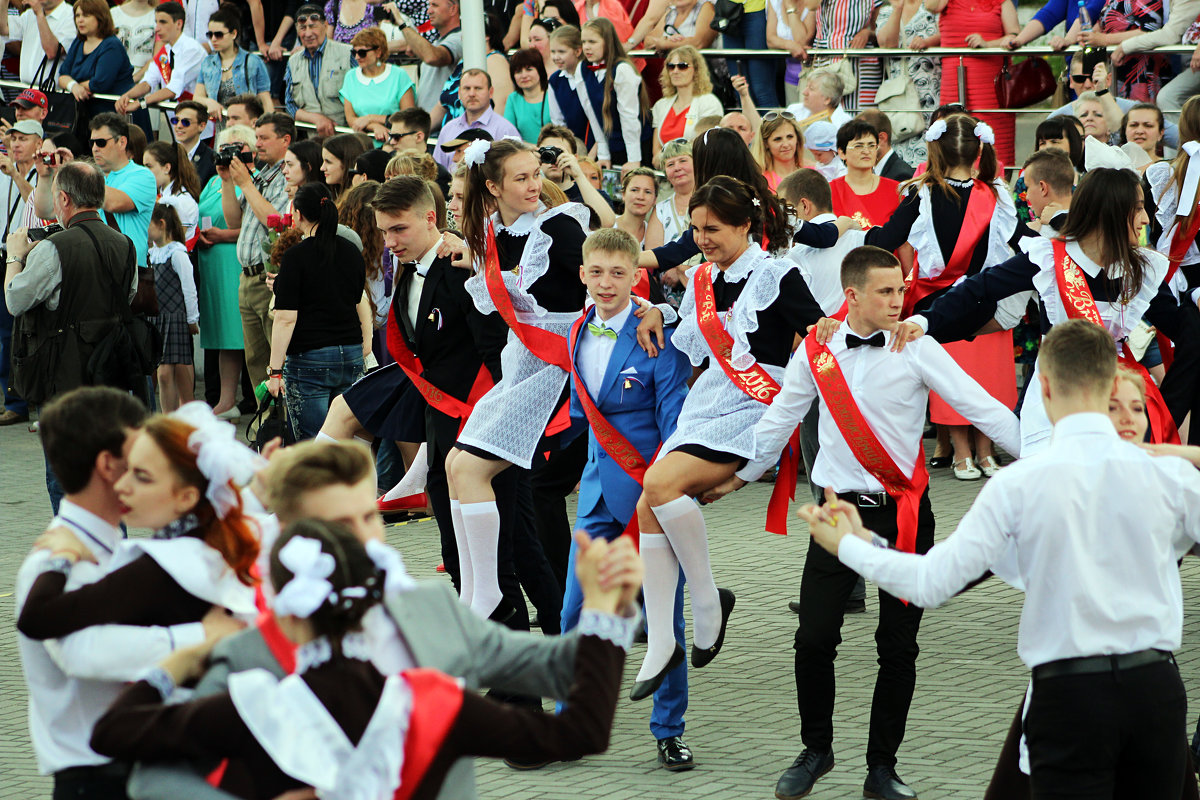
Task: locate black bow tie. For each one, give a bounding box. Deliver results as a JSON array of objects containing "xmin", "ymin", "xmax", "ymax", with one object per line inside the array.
[
  {"xmin": 846, "ymin": 332, "xmax": 886, "ymax": 349},
  {"xmin": 398, "ymin": 261, "xmax": 420, "ymax": 274}
]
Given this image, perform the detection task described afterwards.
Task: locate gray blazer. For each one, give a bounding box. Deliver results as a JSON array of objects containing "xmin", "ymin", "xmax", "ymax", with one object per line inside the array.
[{"xmin": 128, "ymin": 580, "xmax": 580, "ymax": 800}]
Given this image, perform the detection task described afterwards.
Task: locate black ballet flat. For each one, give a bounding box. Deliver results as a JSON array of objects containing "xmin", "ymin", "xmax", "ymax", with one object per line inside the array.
[
  {"xmin": 629, "ymin": 644, "xmax": 685, "ymax": 702},
  {"xmin": 488, "ymin": 598, "xmax": 518, "ymax": 626},
  {"xmin": 691, "ymin": 588, "xmax": 736, "ymax": 669},
  {"xmin": 929, "ymin": 455, "xmax": 952, "ymax": 469}
]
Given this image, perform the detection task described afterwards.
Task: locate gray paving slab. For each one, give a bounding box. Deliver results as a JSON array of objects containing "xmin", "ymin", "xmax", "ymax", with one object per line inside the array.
[{"xmin": 4, "ymin": 415, "xmax": 1200, "ymax": 800}]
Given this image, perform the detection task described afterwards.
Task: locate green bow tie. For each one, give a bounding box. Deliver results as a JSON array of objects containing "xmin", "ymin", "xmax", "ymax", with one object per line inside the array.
[{"xmin": 587, "ymin": 322, "xmax": 618, "ymax": 340}]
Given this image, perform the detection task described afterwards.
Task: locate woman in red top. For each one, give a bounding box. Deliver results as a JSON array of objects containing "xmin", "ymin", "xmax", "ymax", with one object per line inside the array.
[
  {"xmin": 829, "ymin": 119, "xmax": 901, "ymax": 229},
  {"xmin": 931, "ymin": 0, "xmax": 1019, "ymax": 166},
  {"xmin": 650, "ymin": 46, "xmax": 723, "ymax": 164}
]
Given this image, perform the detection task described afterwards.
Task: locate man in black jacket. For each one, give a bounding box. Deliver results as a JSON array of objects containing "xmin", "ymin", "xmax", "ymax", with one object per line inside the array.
[
  {"xmin": 856, "ymin": 111, "xmax": 915, "ymax": 182},
  {"xmin": 172, "ymin": 100, "xmax": 216, "ymax": 188}
]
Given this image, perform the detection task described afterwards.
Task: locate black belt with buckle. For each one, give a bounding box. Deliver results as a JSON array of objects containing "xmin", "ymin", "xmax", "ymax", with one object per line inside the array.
[
  {"xmin": 837, "ymin": 490, "xmax": 890, "ymax": 508},
  {"xmin": 1032, "ymin": 649, "xmax": 1173, "ymax": 681},
  {"xmin": 55, "ymin": 761, "xmax": 131, "ymax": 781},
  {"xmin": 243, "ymin": 262, "xmax": 265, "ymax": 277}
]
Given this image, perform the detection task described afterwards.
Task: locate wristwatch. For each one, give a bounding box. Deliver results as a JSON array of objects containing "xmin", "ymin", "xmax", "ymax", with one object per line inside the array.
[
  {"xmin": 268, "ymin": 368, "xmax": 283, "ymax": 378},
  {"xmin": 396, "ymin": 11, "xmax": 413, "ymax": 30}
]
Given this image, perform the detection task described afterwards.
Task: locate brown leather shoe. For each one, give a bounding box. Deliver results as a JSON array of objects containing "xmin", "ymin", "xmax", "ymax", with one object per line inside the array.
[{"xmin": 0, "ymin": 410, "xmax": 29, "ymax": 426}]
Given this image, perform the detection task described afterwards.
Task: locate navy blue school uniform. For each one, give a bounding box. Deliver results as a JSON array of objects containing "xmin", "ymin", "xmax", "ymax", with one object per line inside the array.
[{"xmin": 561, "ymin": 301, "xmax": 691, "ymax": 739}]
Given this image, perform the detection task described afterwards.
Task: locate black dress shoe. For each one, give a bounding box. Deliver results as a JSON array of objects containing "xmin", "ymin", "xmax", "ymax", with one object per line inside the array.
[
  {"xmin": 864, "ymin": 765, "xmax": 917, "ymax": 799},
  {"xmin": 929, "ymin": 455, "xmax": 952, "ymax": 469},
  {"xmin": 629, "ymin": 643, "xmax": 684, "ymax": 701},
  {"xmin": 788, "ymin": 600, "xmax": 801, "ymax": 614},
  {"xmin": 488, "ymin": 598, "xmax": 517, "ymax": 625},
  {"xmin": 504, "ymin": 756, "xmax": 554, "ymax": 770},
  {"xmin": 775, "ymin": 749, "xmax": 834, "ymax": 799},
  {"xmin": 691, "ymin": 588, "xmax": 735, "ymax": 668},
  {"xmin": 656, "ymin": 736, "xmax": 695, "ymax": 772}
]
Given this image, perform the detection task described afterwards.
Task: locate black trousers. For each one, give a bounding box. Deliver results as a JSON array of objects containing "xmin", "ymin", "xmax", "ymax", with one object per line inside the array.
[
  {"xmin": 1025, "ymin": 660, "xmax": 1187, "ymax": 800},
  {"xmin": 794, "ymin": 490, "xmax": 935, "ymax": 767},
  {"xmin": 1160, "ymin": 300, "xmax": 1200, "ymax": 445},
  {"xmin": 53, "ymin": 764, "xmax": 130, "ymax": 800},
  {"xmin": 530, "ymin": 433, "xmax": 588, "ymax": 589}
]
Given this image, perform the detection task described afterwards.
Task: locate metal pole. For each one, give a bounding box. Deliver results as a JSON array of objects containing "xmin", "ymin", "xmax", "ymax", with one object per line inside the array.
[{"xmin": 460, "ymin": 0, "xmax": 486, "ymax": 71}]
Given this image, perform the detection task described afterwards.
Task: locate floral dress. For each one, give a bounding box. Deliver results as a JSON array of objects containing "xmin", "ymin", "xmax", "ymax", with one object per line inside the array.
[
  {"xmin": 879, "ymin": 3, "xmax": 940, "ymax": 166},
  {"xmin": 324, "ymin": 0, "xmax": 378, "ymax": 43},
  {"xmin": 1100, "ymin": 0, "xmax": 1173, "ymax": 100}
]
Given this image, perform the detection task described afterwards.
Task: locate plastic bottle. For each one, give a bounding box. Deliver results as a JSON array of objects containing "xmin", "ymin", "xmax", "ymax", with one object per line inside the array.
[{"xmin": 1078, "ymin": 0, "xmax": 1093, "ymax": 34}]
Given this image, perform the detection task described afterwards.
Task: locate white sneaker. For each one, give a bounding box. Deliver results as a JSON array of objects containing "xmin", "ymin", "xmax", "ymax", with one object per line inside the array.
[
  {"xmin": 953, "ymin": 457, "xmax": 981, "ymax": 481},
  {"xmin": 978, "ymin": 456, "xmax": 1001, "ymax": 477}
]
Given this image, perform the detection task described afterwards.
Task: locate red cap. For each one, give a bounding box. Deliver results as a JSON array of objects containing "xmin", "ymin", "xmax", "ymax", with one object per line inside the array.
[{"xmin": 12, "ymin": 89, "xmax": 48, "ymax": 110}]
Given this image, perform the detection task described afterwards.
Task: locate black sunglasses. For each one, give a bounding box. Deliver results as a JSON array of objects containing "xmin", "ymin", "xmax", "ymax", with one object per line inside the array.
[
  {"xmin": 665, "ymin": 61, "xmax": 692, "ymax": 71},
  {"xmin": 536, "ymin": 16, "xmax": 562, "ymax": 31},
  {"xmin": 169, "ymin": 116, "xmax": 194, "ymax": 126},
  {"xmin": 205, "ymin": 30, "xmax": 227, "ymax": 39},
  {"xmin": 89, "ymin": 136, "xmax": 112, "ymax": 148},
  {"xmin": 352, "ymin": 47, "xmax": 378, "ymax": 58},
  {"xmin": 1070, "ymin": 74, "xmax": 1089, "ymax": 84},
  {"xmin": 389, "ymin": 130, "xmax": 418, "ymax": 141}
]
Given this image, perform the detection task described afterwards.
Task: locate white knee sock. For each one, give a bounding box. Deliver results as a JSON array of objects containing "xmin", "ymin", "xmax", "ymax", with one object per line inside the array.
[
  {"xmin": 315, "ymin": 431, "xmax": 337, "ymax": 443},
  {"xmin": 461, "ymin": 500, "xmax": 502, "ymax": 618},
  {"xmin": 652, "ymin": 495, "xmax": 722, "ymax": 649},
  {"xmin": 635, "ymin": 533, "xmax": 681, "ymax": 683},
  {"xmin": 450, "ymin": 499, "xmax": 473, "ymax": 606},
  {"xmin": 392, "ymin": 443, "xmax": 429, "ymax": 496}
]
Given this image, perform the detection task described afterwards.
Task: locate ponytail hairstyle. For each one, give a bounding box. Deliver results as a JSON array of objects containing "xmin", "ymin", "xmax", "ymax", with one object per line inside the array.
[
  {"xmin": 151, "ymin": 202, "xmax": 186, "ymax": 245},
  {"xmin": 689, "ymin": 175, "xmax": 786, "ymax": 254},
  {"xmin": 1058, "ymin": 167, "xmax": 1148, "ymax": 304},
  {"xmin": 582, "ymin": 18, "xmax": 649, "ymax": 134},
  {"xmin": 146, "ymin": 140, "xmax": 202, "ymax": 200},
  {"xmin": 292, "ymin": 181, "xmax": 341, "ymax": 264},
  {"xmin": 902, "ymin": 113, "xmax": 997, "ymax": 202},
  {"xmin": 460, "ymin": 138, "xmax": 539, "ymax": 266},
  {"xmin": 1166, "ymin": 95, "xmax": 1200, "ymax": 234},
  {"xmin": 549, "ymin": 22, "xmax": 582, "ymax": 52},
  {"xmin": 692, "ymin": 128, "xmax": 791, "ymax": 250},
  {"xmin": 269, "ymin": 519, "xmax": 383, "ymax": 656},
  {"xmin": 337, "ymin": 180, "xmax": 383, "ymax": 325},
  {"xmin": 140, "ymin": 415, "xmax": 260, "ymax": 585}
]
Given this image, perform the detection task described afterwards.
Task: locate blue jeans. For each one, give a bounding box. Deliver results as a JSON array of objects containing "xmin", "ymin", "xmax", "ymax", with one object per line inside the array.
[
  {"xmin": 45, "ymin": 445, "xmax": 64, "ymax": 515},
  {"xmin": 723, "ymin": 10, "xmax": 779, "ymax": 109},
  {"xmin": 283, "ymin": 344, "xmax": 364, "ymax": 442},
  {"xmin": 0, "ymin": 298, "xmax": 27, "ymax": 416}
]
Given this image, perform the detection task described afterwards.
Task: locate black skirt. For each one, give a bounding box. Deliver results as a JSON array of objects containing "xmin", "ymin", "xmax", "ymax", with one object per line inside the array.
[{"xmin": 342, "ymin": 363, "xmax": 428, "ymax": 442}]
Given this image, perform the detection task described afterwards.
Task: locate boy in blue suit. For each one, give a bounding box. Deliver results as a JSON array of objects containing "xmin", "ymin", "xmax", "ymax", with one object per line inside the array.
[{"xmin": 560, "ymin": 228, "xmax": 695, "ymax": 771}]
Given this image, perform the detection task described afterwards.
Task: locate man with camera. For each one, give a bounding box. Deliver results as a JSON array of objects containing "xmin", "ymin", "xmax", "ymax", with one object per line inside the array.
[
  {"xmin": 222, "ymin": 111, "xmax": 292, "ymax": 388},
  {"xmin": 3, "ymin": 161, "xmax": 138, "ymax": 508},
  {"xmin": 535, "ymin": 125, "xmax": 615, "ymax": 228}
]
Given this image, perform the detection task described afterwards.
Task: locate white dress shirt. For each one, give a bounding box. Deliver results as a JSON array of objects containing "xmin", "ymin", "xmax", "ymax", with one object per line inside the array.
[
  {"xmin": 15, "ymin": 500, "xmax": 205, "ymax": 774},
  {"xmin": 873, "ymin": 149, "xmax": 895, "ymax": 176},
  {"xmin": 574, "ymin": 62, "xmax": 643, "ymax": 163},
  {"xmin": 787, "ymin": 213, "xmax": 865, "ymax": 316},
  {"xmin": 839, "ymin": 412, "xmax": 1200, "ymax": 668},
  {"xmin": 576, "ymin": 302, "xmax": 633, "ymax": 397},
  {"xmin": 5, "ymin": 3, "xmax": 76, "ymax": 83},
  {"xmin": 144, "ymin": 35, "xmax": 205, "ymax": 98},
  {"xmin": 738, "ymin": 325, "xmax": 1022, "ymax": 487},
  {"xmin": 404, "ymin": 234, "xmax": 441, "ymax": 332}
]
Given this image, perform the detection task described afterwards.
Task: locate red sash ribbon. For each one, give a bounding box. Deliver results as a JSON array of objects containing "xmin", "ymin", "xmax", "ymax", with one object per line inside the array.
[
  {"xmin": 902, "ymin": 181, "xmax": 997, "ymax": 317},
  {"xmin": 153, "ymin": 44, "xmax": 172, "ymax": 84},
  {"xmin": 394, "ymin": 669, "xmax": 465, "ymax": 800},
  {"xmin": 390, "ymin": 333, "xmax": 491, "ymax": 435},
  {"xmin": 1159, "ymin": 205, "xmax": 1200, "ymax": 370},
  {"xmin": 804, "ymin": 335, "xmax": 928, "ymax": 555},
  {"xmin": 1051, "ymin": 239, "xmax": 1180, "ymax": 444},
  {"xmin": 693, "ymin": 265, "xmax": 797, "ymax": 535}
]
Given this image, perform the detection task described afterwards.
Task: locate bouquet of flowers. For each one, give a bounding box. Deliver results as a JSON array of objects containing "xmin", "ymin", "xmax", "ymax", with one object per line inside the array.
[{"xmin": 261, "ymin": 213, "xmax": 293, "ymax": 273}]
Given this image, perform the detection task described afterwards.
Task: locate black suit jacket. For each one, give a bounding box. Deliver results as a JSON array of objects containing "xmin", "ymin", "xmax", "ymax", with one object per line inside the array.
[
  {"xmin": 394, "ymin": 255, "xmax": 508, "ymax": 413},
  {"xmin": 191, "ymin": 144, "xmax": 217, "ymax": 190},
  {"xmin": 878, "ymin": 149, "xmax": 915, "ymax": 182}
]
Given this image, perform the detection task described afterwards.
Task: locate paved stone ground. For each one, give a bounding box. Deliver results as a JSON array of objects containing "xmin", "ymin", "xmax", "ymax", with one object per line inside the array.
[{"xmin": 4, "ymin": 414, "xmax": 1200, "ymax": 800}]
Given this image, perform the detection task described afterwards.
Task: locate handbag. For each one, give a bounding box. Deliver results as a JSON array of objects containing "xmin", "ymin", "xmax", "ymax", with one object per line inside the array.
[
  {"xmin": 710, "ymin": 0, "xmax": 745, "ymax": 34},
  {"xmin": 248, "ymin": 391, "xmax": 296, "ymax": 452},
  {"xmin": 130, "ymin": 266, "xmax": 159, "ymax": 316},
  {"xmin": 875, "ymin": 74, "xmax": 926, "ymax": 142},
  {"xmin": 994, "ymin": 56, "xmax": 1056, "ymax": 109},
  {"xmin": 31, "ymin": 52, "xmax": 87, "ymax": 141}
]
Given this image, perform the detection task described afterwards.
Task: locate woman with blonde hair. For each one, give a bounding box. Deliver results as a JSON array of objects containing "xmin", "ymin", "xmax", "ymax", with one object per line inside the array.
[
  {"xmin": 650, "ymin": 46, "xmax": 723, "ymax": 163},
  {"xmin": 755, "ymin": 111, "xmax": 807, "ymax": 192}
]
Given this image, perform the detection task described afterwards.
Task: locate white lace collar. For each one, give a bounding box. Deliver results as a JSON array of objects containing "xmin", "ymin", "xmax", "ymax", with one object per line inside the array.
[
  {"xmin": 946, "ymin": 177, "xmax": 974, "ymax": 188},
  {"xmin": 492, "ymin": 202, "xmax": 546, "ymax": 237},
  {"xmin": 354, "ymin": 63, "xmax": 392, "ymax": 85},
  {"xmin": 295, "ymin": 632, "xmax": 374, "ymax": 673},
  {"xmin": 716, "ymin": 240, "xmax": 765, "ymax": 283}
]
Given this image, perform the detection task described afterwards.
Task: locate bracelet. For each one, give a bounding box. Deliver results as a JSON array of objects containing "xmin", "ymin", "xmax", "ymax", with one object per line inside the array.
[
  {"xmin": 268, "ymin": 369, "xmax": 283, "ymax": 377},
  {"xmin": 1095, "ymin": 88, "xmax": 1109, "ymax": 96},
  {"xmin": 66, "ymin": 79, "xmax": 77, "ymax": 91},
  {"xmin": 7, "ymin": 256, "xmax": 24, "ymax": 265}
]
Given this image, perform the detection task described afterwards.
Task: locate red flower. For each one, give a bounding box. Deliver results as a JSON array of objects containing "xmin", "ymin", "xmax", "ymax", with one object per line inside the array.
[{"xmin": 267, "ymin": 213, "xmax": 282, "ymax": 231}]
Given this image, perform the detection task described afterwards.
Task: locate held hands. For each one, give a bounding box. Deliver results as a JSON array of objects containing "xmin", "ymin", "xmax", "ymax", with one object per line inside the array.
[
  {"xmin": 593, "ymin": 534, "xmax": 644, "ymax": 614},
  {"xmin": 313, "ymin": 115, "xmax": 336, "ymax": 138},
  {"xmin": 797, "ymin": 487, "xmax": 873, "ymax": 556},
  {"xmin": 70, "ymin": 81, "xmax": 90, "ymax": 101},
  {"xmin": 635, "ymin": 304, "xmax": 665, "ymax": 357},
  {"xmin": 573, "ymin": 532, "xmax": 630, "ymax": 615},
  {"xmin": 34, "ymin": 526, "xmax": 96, "ymax": 564}
]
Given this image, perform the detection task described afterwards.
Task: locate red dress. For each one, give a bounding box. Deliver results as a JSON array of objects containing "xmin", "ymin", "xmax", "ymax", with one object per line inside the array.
[
  {"xmin": 937, "ymin": 0, "xmax": 1015, "ymax": 167},
  {"xmin": 830, "ymin": 176, "xmax": 901, "ymax": 229}
]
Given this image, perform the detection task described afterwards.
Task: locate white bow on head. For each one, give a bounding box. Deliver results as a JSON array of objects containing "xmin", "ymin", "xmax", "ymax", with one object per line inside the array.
[
  {"xmin": 462, "ymin": 139, "xmax": 492, "ymax": 169},
  {"xmin": 1082, "ymin": 136, "xmax": 1135, "ymax": 174},
  {"xmin": 272, "ymin": 536, "xmax": 336, "ymax": 619},
  {"xmin": 172, "ymin": 402, "xmax": 266, "ymax": 519},
  {"xmin": 974, "ymin": 122, "xmax": 995, "ymax": 145},
  {"xmin": 924, "ymin": 119, "xmax": 948, "ymax": 142}
]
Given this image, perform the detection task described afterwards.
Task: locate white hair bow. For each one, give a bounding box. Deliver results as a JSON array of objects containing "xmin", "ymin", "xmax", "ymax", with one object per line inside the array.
[
  {"xmin": 462, "ymin": 139, "xmax": 492, "ymax": 169},
  {"xmin": 365, "ymin": 539, "xmax": 416, "ymax": 594},
  {"xmin": 172, "ymin": 402, "xmax": 266, "ymax": 519},
  {"xmin": 924, "ymin": 119, "xmax": 948, "ymax": 142},
  {"xmin": 974, "ymin": 122, "xmax": 995, "ymax": 145},
  {"xmin": 272, "ymin": 536, "xmax": 336, "ymax": 619},
  {"xmin": 1177, "ymin": 141, "xmax": 1200, "ymax": 218},
  {"xmin": 1082, "ymin": 136, "xmax": 1135, "ymax": 174}
]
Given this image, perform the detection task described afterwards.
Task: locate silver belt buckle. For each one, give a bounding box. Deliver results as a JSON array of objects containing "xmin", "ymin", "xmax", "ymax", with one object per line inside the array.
[{"xmin": 857, "ymin": 492, "xmax": 885, "ymax": 508}]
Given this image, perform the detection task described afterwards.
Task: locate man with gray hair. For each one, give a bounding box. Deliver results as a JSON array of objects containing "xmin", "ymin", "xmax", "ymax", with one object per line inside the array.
[
  {"xmin": 4, "ymin": 159, "xmax": 140, "ymax": 509},
  {"xmin": 788, "ymin": 70, "xmax": 852, "ymax": 130}
]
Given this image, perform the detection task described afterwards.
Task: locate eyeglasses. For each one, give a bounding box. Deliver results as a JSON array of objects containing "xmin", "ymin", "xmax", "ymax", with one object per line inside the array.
[
  {"xmin": 205, "ymin": 30, "xmax": 226, "ymax": 39},
  {"xmin": 296, "ymin": 13, "xmax": 324, "ymax": 25},
  {"xmin": 665, "ymin": 62, "xmax": 692, "ymax": 71},
  {"xmin": 89, "ymin": 136, "xmax": 112, "ymax": 148},
  {"xmin": 352, "ymin": 46, "xmax": 378, "ymax": 58},
  {"xmin": 389, "ymin": 130, "xmax": 418, "ymax": 142},
  {"xmin": 1070, "ymin": 74, "xmax": 1089, "ymax": 84},
  {"xmin": 169, "ymin": 116, "xmax": 194, "ymax": 127},
  {"xmin": 762, "ymin": 111, "xmax": 797, "ymax": 122}
]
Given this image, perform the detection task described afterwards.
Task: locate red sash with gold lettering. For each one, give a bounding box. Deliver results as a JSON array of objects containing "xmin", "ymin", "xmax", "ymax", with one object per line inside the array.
[
  {"xmin": 1051, "ymin": 239, "xmax": 1180, "ymax": 444},
  {"xmin": 483, "ymin": 220, "xmax": 572, "ymax": 372},
  {"xmin": 804, "ymin": 335, "xmax": 928, "ymax": 554},
  {"xmin": 1160, "ymin": 205, "xmax": 1200, "ymax": 369},
  {"xmin": 693, "ymin": 264, "xmax": 798, "ymax": 535},
  {"xmin": 902, "ymin": 181, "xmax": 997, "ymax": 317},
  {"xmin": 569, "ymin": 314, "xmax": 652, "ymax": 546},
  {"xmin": 390, "ymin": 333, "xmax": 491, "ymax": 435}
]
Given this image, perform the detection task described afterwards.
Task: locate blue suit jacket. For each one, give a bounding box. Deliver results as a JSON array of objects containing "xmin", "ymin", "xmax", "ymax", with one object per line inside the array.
[{"xmin": 568, "ymin": 305, "xmax": 690, "ymax": 528}]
